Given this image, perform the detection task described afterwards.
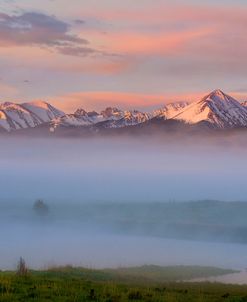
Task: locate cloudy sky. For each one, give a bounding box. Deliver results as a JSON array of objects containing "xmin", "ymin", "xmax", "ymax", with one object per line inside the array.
[{"xmin": 0, "ymin": 0, "xmax": 246, "ymax": 112}]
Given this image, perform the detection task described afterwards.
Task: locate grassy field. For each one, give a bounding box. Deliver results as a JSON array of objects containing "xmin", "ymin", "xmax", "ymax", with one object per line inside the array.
[{"xmin": 0, "ymin": 265, "xmax": 246, "ymax": 301}]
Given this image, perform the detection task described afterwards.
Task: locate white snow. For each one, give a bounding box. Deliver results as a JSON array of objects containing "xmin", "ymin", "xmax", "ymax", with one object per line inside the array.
[
  {"xmin": 54, "ymin": 107, "xmax": 150, "ymax": 129},
  {"xmin": 22, "ymin": 101, "xmax": 65, "ymax": 123},
  {"xmin": 0, "ymin": 90, "xmax": 247, "ymax": 132},
  {"xmin": 173, "ymin": 90, "xmax": 247, "ymax": 128},
  {"xmin": 0, "ymin": 110, "xmax": 10, "ymax": 131},
  {"xmin": 0, "ymin": 101, "xmax": 65, "ymax": 131},
  {"xmin": 154, "ymin": 101, "xmax": 189, "ymax": 119}
]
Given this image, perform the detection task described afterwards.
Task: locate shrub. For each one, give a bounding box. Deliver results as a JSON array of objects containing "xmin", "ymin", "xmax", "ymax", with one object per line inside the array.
[
  {"xmin": 33, "ymin": 199, "xmax": 49, "ymax": 216},
  {"xmin": 16, "ymin": 257, "xmax": 28, "ymax": 276}
]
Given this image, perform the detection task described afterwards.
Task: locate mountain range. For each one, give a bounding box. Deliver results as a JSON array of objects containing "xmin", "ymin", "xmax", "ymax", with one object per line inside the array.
[{"xmin": 0, "ymin": 89, "xmax": 247, "ymax": 135}]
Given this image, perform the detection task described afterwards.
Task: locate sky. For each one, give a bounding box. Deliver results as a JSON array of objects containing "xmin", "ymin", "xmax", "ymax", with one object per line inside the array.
[{"xmin": 0, "ymin": 0, "xmax": 246, "ymax": 112}]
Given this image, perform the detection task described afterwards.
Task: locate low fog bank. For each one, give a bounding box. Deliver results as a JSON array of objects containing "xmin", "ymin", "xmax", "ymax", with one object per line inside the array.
[
  {"xmin": 3, "ymin": 225, "xmax": 247, "ymax": 271},
  {"xmin": 2, "ymin": 200, "xmax": 247, "ymax": 271},
  {"xmin": 0, "ymin": 135, "xmax": 247, "ymax": 202},
  {"xmin": 1, "ymin": 135, "xmax": 247, "ymax": 271}
]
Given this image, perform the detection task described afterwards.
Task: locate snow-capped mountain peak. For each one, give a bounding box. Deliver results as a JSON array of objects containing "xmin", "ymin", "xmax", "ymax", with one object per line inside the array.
[
  {"xmin": 1, "ymin": 90, "xmax": 247, "ymax": 133},
  {"xmin": 74, "ymin": 108, "xmax": 88, "ymax": 117},
  {"xmin": 100, "ymin": 107, "xmax": 123, "ymax": 120},
  {"xmin": 202, "ymin": 89, "xmax": 234, "ymax": 105},
  {"xmin": 208, "ymin": 89, "xmax": 225, "ymax": 97},
  {"xmin": 0, "ymin": 101, "xmax": 14, "ymax": 108},
  {"xmin": 173, "ymin": 90, "xmax": 247, "ymax": 128},
  {"xmin": 153, "ymin": 101, "xmax": 189, "ymax": 119},
  {"xmin": 22, "ymin": 101, "xmax": 65, "ymax": 122},
  {"xmin": 0, "ymin": 100, "xmax": 65, "ymax": 131},
  {"xmin": 51, "ymin": 107, "xmax": 150, "ymax": 130}
]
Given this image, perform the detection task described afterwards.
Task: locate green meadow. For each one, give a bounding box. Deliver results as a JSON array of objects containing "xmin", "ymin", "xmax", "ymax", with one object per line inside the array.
[{"xmin": 1, "ymin": 265, "xmax": 246, "ymax": 302}]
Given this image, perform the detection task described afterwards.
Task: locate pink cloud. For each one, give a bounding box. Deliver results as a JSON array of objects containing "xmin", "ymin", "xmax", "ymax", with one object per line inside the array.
[
  {"xmin": 82, "ymin": 3, "xmax": 247, "ymax": 25},
  {"xmin": 48, "ymin": 90, "xmax": 208, "ymax": 113},
  {"xmin": 77, "ymin": 3, "xmax": 247, "ymax": 60},
  {"xmin": 54, "ymin": 59, "xmax": 132, "ymax": 75},
  {"xmin": 1, "ymin": 3, "xmax": 246, "ymax": 77},
  {"xmin": 96, "ymin": 28, "xmax": 214, "ymax": 56},
  {"xmin": 48, "ymin": 90, "xmax": 247, "ymax": 113},
  {"xmin": 0, "ymin": 46, "xmax": 132, "ymax": 75}
]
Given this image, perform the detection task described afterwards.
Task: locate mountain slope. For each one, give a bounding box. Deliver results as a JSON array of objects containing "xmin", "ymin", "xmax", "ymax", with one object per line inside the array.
[
  {"xmin": 51, "ymin": 107, "xmax": 150, "ymax": 131},
  {"xmin": 0, "ymin": 101, "xmax": 65, "ymax": 131},
  {"xmin": 172, "ymin": 90, "xmax": 247, "ymax": 128},
  {"xmin": 22, "ymin": 101, "xmax": 65, "ymax": 122},
  {"xmin": 51, "ymin": 110, "xmax": 104, "ymax": 129},
  {"xmin": 1, "ymin": 90, "xmax": 247, "ymax": 133},
  {"xmin": 96, "ymin": 110, "xmax": 150, "ymax": 129},
  {"xmin": 153, "ymin": 101, "xmax": 189, "ymax": 119}
]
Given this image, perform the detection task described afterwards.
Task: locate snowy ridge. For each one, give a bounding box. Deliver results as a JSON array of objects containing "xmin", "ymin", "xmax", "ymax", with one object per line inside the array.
[
  {"xmin": 0, "ymin": 101, "xmax": 65, "ymax": 131},
  {"xmin": 172, "ymin": 90, "xmax": 247, "ymax": 128},
  {"xmin": 51, "ymin": 107, "xmax": 150, "ymax": 130},
  {"xmin": 22, "ymin": 101, "xmax": 65, "ymax": 123},
  {"xmin": 1, "ymin": 90, "xmax": 247, "ymax": 132},
  {"xmin": 51, "ymin": 107, "xmax": 122, "ymax": 130},
  {"xmin": 153, "ymin": 101, "xmax": 189, "ymax": 119},
  {"xmin": 97, "ymin": 110, "xmax": 151, "ymax": 129}
]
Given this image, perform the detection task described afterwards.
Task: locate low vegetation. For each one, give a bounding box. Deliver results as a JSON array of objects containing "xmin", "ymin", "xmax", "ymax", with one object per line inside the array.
[
  {"xmin": 0, "ymin": 265, "xmax": 245, "ymax": 301},
  {"xmin": 33, "ymin": 199, "xmax": 49, "ymax": 216},
  {"xmin": 16, "ymin": 257, "xmax": 28, "ymax": 277}
]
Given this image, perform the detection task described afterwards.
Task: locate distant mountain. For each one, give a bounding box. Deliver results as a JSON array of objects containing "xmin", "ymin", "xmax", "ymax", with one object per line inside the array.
[
  {"xmin": 95, "ymin": 110, "xmax": 150, "ymax": 129},
  {"xmin": 51, "ymin": 109, "xmax": 105, "ymax": 129},
  {"xmin": 0, "ymin": 101, "xmax": 65, "ymax": 131},
  {"xmin": 51, "ymin": 107, "xmax": 150, "ymax": 131},
  {"xmin": 1, "ymin": 90, "xmax": 247, "ymax": 134},
  {"xmin": 172, "ymin": 90, "xmax": 247, "ymax": 128},
  {"xmin": 153, "ymin": 101, "xmax": 189, "ymax": 119}
]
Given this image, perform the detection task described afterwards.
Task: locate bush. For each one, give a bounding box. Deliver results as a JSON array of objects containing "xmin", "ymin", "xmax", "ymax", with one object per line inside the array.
[
  {"xmin": 33, "ymin": 199, "xmax": 49, "ymax": 216},
  {"xmin": 16, "ymin": 257, "xmax": 28, "ymax": 276}
]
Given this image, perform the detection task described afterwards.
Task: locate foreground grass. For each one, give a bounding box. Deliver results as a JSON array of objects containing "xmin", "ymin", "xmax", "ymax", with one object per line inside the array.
[
  {"xmin": 44, "ymin": 265, "xmax": 237, "ymax": 284},
  {"xmin": 0, "ymin": 266, "xmax": 246, "ymax": 301}
]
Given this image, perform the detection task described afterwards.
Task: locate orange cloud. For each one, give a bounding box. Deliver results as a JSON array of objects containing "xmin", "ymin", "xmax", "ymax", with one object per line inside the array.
[
  {"xmin": 48, "ymin": 91, "xmax": 207, "ymax": 113},
  {"xmin": 1, "ymin": 2, "xmax": 246, "ymax": 76},
  {"xmin": 76, "ymin": 3, "xmax": 247, "ymax": 59},
  {"xmin": 1, "ymin": 2, "xmax": 246, "ymax": 87},
  {"xmin": 97, "ymin": 28, "xmax": 213, "ymax": 56},
  {"xmin": 52, "ymin": 59, "xmax": 132, "ymax": 75},
  {"xmin": 0, "ymin": 46, "xmax": 131, "ymax": 75},
  {"xmin": 50, "ymin": 90, "xmax": 247, "ymax": 113},
  {"xmin": 82, "ymin": 3, "xmax": 247, "ymax": 25}
]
